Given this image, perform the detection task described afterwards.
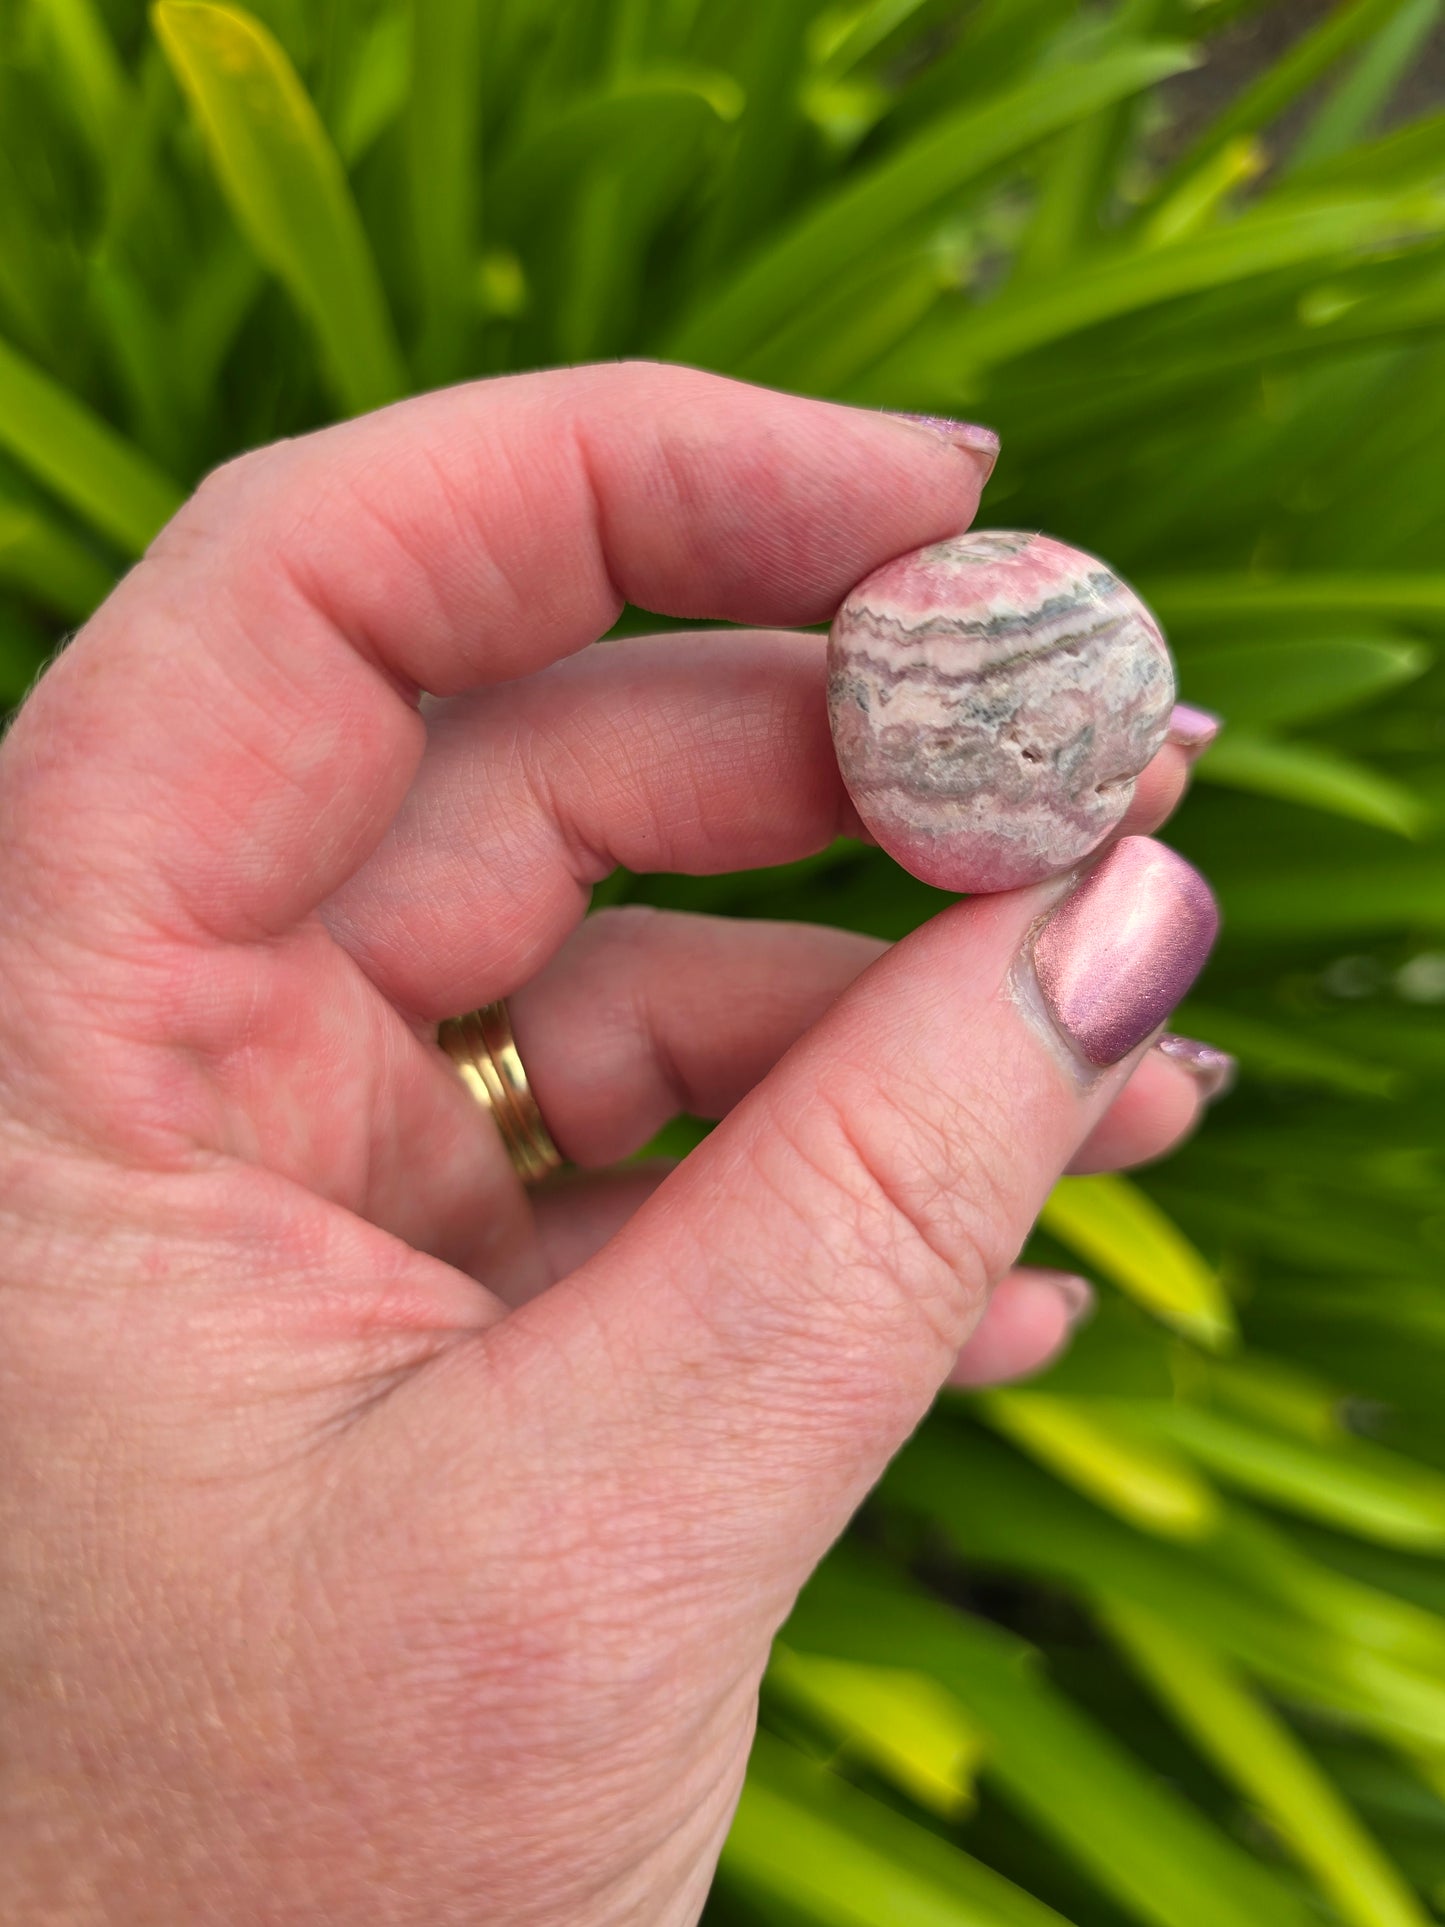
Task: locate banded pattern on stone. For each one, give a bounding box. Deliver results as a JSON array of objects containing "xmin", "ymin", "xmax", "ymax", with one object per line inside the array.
[{"xmin": 827, "ymin": 531, "xmax": 1176, "ymax": 893}]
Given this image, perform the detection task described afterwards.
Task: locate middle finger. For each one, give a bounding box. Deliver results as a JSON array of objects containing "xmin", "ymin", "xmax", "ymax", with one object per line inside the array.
[{"xmin": 325, "ymin": 629, "xmax": 1199, "ymax": 1020}]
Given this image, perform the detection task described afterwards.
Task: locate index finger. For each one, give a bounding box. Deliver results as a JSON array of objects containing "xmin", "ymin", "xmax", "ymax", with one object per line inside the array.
[{"xmin": 1, "ymin": 364, "xmax": 993, "ymax": 945}]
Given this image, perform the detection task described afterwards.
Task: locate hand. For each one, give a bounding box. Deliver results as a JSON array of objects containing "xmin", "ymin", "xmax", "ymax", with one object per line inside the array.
[{"xmin": 0, "ymin": 365, "xmax": 1220, "ymax": 1924}]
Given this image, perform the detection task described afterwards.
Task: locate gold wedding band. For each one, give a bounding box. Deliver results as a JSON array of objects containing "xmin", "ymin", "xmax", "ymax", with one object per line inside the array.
[{"xmin": 438, "ymin": 1001, "xmax": 563, "ymax": 1186}]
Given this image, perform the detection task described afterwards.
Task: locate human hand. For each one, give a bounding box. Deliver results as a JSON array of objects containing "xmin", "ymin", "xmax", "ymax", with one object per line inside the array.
[{"xmin": 0, "ymin": 365, "xmax": 1222, "ymax": 1924}]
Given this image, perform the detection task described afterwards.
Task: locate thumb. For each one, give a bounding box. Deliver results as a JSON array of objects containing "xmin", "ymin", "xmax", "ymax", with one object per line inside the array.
[{"xmin": 526, "ymin": 834, "xmax": 1216, "ymax": 1603}]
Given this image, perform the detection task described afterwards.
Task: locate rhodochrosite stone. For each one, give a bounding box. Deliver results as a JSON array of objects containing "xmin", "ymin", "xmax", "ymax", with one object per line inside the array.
[{"xmin": 827, "ymin": 530, "xmax": 1176, "ymax": 893}]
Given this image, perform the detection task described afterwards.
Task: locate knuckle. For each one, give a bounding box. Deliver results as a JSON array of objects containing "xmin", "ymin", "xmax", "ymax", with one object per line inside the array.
[{"xmin": 148, "ymin": 445, "xmax": 285, "ymax": 568}]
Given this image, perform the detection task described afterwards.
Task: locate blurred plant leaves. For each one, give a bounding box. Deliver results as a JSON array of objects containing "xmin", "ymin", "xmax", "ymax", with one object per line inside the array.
[
  {"xmin": 1177, "ymin": 634, "xmax": 1431, "ymax": 729},
  {"xmin": 154, "ymin": 0, "xmax": 404, "ymax": 414},
  {"xmin": 1104, "ymin": 1600, "xmax": 1434, "ymax": 1927},
  {"xmin": 666, "ymin": 41, "xmax": 1192, "ymax": 369},
  {"xmin": 0, "ymin": 501, "xmax": 113, "ymax": 619},
  {"xmin": 784, "ymin": 1551, "xmax": 1317, "ymax": 1927},
  {"xmin": 1138, "ymin": 1403, "xmax": 1445, "ymax": 1549},
  {"xmin": 0, "ymin": 334, "xmax": 181, "ymax": 554},
  {"xmin": 1196, "ymin": 733, "xmax": 1431, "ymax": 836},
  {"xmin": 724, "ymin": 1732, "xmax": 1076, "ymax": 1927},
  {"xmin": 1040, "ymin": 1173, "xmax": 1235, "ymax": 1349},
  {"xmin": 767, "ymin": 1643, "xmax": 986, "ymax": 1817},
  {"xmin": 978, "ymin": 1391, "xmax": 1222, "ymax": 1540}
]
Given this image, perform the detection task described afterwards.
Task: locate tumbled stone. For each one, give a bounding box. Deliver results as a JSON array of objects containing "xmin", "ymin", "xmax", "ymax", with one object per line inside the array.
[{"xmin": 827, "ymin": 530, "xmax": 1176, "ymax": 893}]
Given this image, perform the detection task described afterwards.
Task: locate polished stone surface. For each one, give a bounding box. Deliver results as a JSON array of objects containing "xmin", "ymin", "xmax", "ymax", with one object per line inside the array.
[{"xmin": 827, "ymin": 530, "xmax": 1176, "ymax": 892}]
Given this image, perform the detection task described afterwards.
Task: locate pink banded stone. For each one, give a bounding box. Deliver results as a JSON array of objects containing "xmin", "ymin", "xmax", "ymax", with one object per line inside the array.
[{"xmin": 827, "ymin": 530, "xmax": 1176, "ymax": 893}]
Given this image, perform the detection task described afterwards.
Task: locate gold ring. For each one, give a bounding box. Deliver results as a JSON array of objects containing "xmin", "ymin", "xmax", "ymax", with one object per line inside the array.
[{"xmin": 438, "ymin": 1001, "xmax": 563, "ymax": 1186}]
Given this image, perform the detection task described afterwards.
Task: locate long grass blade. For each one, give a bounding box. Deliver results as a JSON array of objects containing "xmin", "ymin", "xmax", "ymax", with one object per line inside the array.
[
  {"xmin": 789, "ymin": 1551, "xmax": 1317, "ymax": 1927},
  {"xmin": 154, "ymin": 0, "xmax": 405, "ymax": 415},
  {"xmin": 766, "ymin": 1643, "xmax": 985, "ymax": 1817},
  {"xmin": 1176, "ymin": 634, "xmax": 1430, "ymax": 729},
  {"xmin": 724, "ymin": 1732, "xmax": 1076, "ymax": 1927},
  {"xmin": 0, "ymin": 334, "xmax": 182, "ymax": 555},
  {"xmin": 1040, "ymin": 1173, "xmax": 1235, "ymax": 1349},
  {"xmin": 1146, "ymin": 0, "xmax": 1422, "ymax": 210},
  {"xmin": 407, "ymin": 0, "xmax": 485, "ymax": 383},
  {"xmin": 882, "ymin": 192, "xmax": 1445, "ymax": 395},
  {"xmin": 1141, "ymin": 1404, "xmax": 1445, "ymax": 1549},
  {"xmin": 1105, "ymin": 1600, "xmax": 1433, "ymax": 1927},
  {"xmin": 32, "ymin": 0, "xmax": 134, "ymax": 165},
  {"xmin": 978, "ymin": 1391, "xmax": 1220, "ymax": 1539},
  {"xmin": 1196, "ymin": 735, "xmax": 1430, "ymax": 837},
  {"xmin": 1289, "ymin": 0, "xmax": 1440, "ymax": 175},
  {"xmin": 665, "ymin": 42, "xmax": 1192, "ymax": 369}
]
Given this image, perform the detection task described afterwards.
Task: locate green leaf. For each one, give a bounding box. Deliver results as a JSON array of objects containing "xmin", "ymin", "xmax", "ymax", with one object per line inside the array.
[
  {"xmin": 1146, "ymin": 573, "xmax": 1445, "ymax": 626},
  {"xmin": 887, "ymin": 1424, "xmax": 1445, "ymax": 1752},
  {"xmin": 0, "ymin": 334, "xmax": 183, "ymax": 555},
  {"xmin": 1168, "ymin": 1004, "xmax": 1402, "ymax": 1098},
  {"xmin": 490, "ymin": 70, "xmax": 740, "ymax": 224},
  {"xmin": 766, "ymin": 1643, "xmax": 985, "ymax": 1817},
  {"xmin": 810, "ymin": 0, "xmax": 936, "ymax": 82},
  {"xmin": 1039, "ymin": 1174, "xmax": 1235, "ymax": 1350},
  {"xmin": 1104, "ymin": 1601, "xmax": 1433, "ymax": 1927},
  {"xmin": 1141, "ymin": 135, "xmax": 1267, "ymax": 249},
  {"xmin": 1176, "ymin": 634, "xmax": 1430, "ymax": 729},
  {"xmin": 1140, "ymin": 1404, "xmax": 1445, "ymax": 1550},
  {"xmin": 883, "ymin": 192, "xmax": 1445, "ymax": 393},
  {"xmin": 407, "ymin": 0, "xmax": 485, "ymax": 382},
  {"xmin": 977, "ymin": 1391, "xmax": 1221, "ymax": 1540},
  {"xmin": 0, "ymin": 502, "xmax": 115, "ymax": 619},
  {"xmin": 723, "ymin": 1733, "xmax": 1076, "ymax": 1927},
  {"xmin": 1196, "ymin": 734, "xmax": 1430, "ymax": 837},
  {"xmin": 787, "ymin": 1552, "xmax": 1316, "ymax": 1927},
  {"xmin": 1147, "ymin": 0, "xmax": 1425, "ymax": 211},
  {"xmin": 331, "ymin": 5, "xmax": 409, "ymax": 164},
  {"xmin": 154, "ymin": 0, "xmax": 405, "ymax": 415},
  {"xmin": 1288, "ymin": 0, "xmax": 1441, "ymax": 175},
  {"xmin": 665, "ymin": 41, "xmax": 1193, "ymax": 368},
  {"xmin": 1217, "ymin": 854, "xmax": 1445, "ymax": 937},
  {"xmin": 31, "ymin": 0, "xmax": 135, "ymax": 165},
  {"xmin": 1011, "ymin": 0, "xmax": 1176, "ymax": 278}
]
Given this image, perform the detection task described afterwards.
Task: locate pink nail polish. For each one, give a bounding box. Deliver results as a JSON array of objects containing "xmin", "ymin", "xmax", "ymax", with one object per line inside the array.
[
  {"xmin": 1155, "ymin": 1032, "xmax": 1236, "ymax": 1102},
  {"xmin": 1030, "ymin": 837, "xmax": 1219, "ymax": 1067},
  {"xmin": 1165, "ymin": 703, "xmax": 1222, "ymax": 757},
  {"xmin": 1040, "ymin": 1269, "xmax": 1095, "ymax": 1328},
  {"xmin": 891, "ymin": 413, "xmax": 1000, "ymax": 480}
]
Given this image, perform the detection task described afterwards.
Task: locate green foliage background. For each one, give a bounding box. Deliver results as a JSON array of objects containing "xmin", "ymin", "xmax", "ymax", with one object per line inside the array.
[{"xmin": 5, "ymin": 0, "xmax": 1445, "ymax": 1919}]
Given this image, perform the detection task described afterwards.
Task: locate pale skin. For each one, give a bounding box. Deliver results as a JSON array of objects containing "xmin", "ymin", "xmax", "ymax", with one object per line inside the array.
[{"xmin": 1, "ymin": 365, "xmax": 1215, "ymax": 1924}]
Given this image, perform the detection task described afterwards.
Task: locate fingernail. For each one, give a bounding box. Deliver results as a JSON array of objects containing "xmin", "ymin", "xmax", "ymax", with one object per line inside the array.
[
  {"xmin": 1030, "ymin": 837, "xmax": 1220, "ymax": 1068},
  {"xmin": 891, "ymin": 413, "xmax": 1000, "ymax": 480},
  {"xmin": 1166, "ymin": 702, "xmax": 1222, "ymax": 758},
  {"xmin": 1155, "ymin": 1032, "xmax": 1236, "ymax": 1102},
  {"xmin": 1041, "ymin": 1270, "xmax": 1095, "ymax": 1328}
]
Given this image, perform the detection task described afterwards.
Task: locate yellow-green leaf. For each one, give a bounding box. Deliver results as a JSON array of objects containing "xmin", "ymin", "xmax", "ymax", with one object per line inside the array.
[
  {"xmin": 724, "ymin": 1731, "xmax": 1090, "ymax": 1927},
  {"xmin": 1040, "ymin": 1172, "xmax": 1235, "ymax": 1349},
  {"xmin": 979, "ymin": 1391, "xmax": 1221, "ymax": 1540},
  {"xmin": 32, "ymin": 0, "xmax": 134, "ymax": 164},
  {"xmin": 1198, "ymin": 733, "xmax": 1430, "ymax": 838},
  {"xmin": 1143, "ymin": 1404, "xmax": 1445, "ymax": 1549},
  {"xmin": 0, "ymin": 335, "xmax": 182, "ymax": 556},
  {"xmin": 154, "ymin": 0, "xmax": 404, "ymax": 415},
  {"xmin": 767, "ymin": 1643, "xmax": 986, "ymax": 1817},
  {"xmin": 1105, "ymin": 1600, "xmax": 1433, "ymax": 1927}
]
